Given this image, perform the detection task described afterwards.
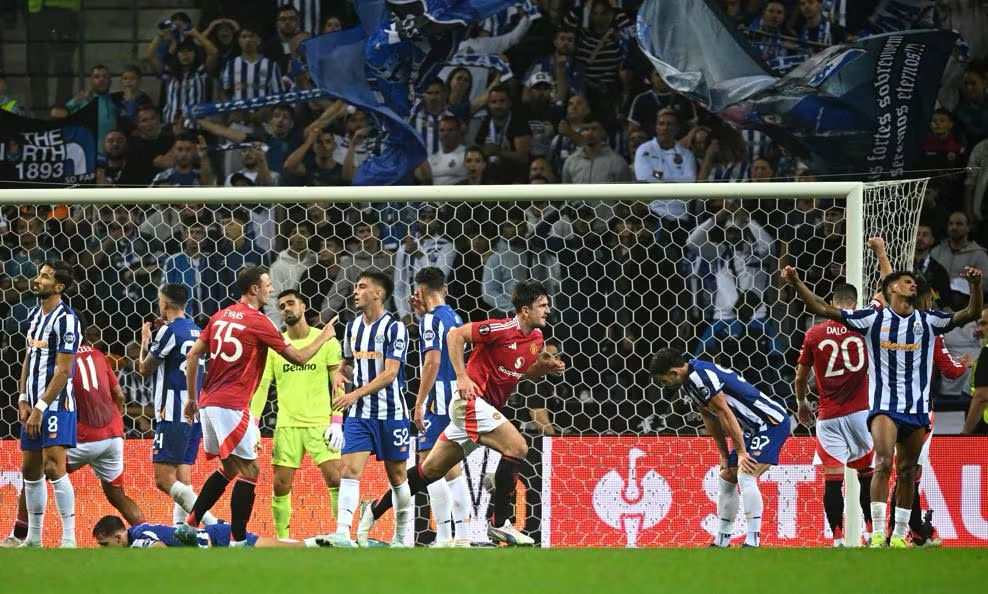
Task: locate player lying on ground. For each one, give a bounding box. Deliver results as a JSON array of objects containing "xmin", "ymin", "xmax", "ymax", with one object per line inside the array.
[
  {"xmin": 92, "ymin": 515, "xmax": 329, "ymax": 548},
  {"xmin": 651, "ymin": 349, "xmax": 790, "ymax": 548},
  {"xmin": 348, "ymin": 280, "xmax": 565, "ymax": 547},
  {"xmin": 782, "ymin": 263, "xmax": 982, "ymax": 547}
]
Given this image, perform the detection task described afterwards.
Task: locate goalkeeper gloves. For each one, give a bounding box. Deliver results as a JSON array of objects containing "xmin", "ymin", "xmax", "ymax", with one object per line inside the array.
[{"xmin": 325, "ymin": 417, "xmax": 345, "ymax": 450}]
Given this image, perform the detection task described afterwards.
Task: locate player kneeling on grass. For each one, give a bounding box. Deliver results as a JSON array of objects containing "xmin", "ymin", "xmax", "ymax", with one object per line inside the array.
[
  {"xmin": 92, "ymin": 515, "xmax": 329, "ymax": 548},
  {"xmin": 650, "ymin": 349, "xmax": 791, "ymax": 548},
  {"xmin": 348, "ymin": 280, "xmax": 565, "ymax": 547}
]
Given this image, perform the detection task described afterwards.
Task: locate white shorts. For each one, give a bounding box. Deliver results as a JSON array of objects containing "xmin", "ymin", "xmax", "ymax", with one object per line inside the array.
[
  {"xmin": 918, "ymin": 412, "xmax": 935, "ymax": 466},
  {"xmin": 68, "ymin": 437, "xmax": 124, "ymax": 486},
  {"xmin": 812, "ymin": 410, "xmax": 874, "ymax": 469},
  {"xmin": 441, "ymin": 394, "xmax": 508, "ymax": 456},
  {"xmin": 200, "ymin": 407, "xmax": 259, "ymax": 461}
]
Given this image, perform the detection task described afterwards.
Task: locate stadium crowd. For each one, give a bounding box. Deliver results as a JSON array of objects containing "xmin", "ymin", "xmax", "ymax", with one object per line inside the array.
[{"xmin": 2, "ymin": 0, "xmax": 988, "ymax": 441}]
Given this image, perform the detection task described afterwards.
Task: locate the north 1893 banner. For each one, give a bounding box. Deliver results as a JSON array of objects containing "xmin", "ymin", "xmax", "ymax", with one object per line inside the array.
[{"xmin": 0, "ymin": 102, "xmax": 99, "ymax": 187}]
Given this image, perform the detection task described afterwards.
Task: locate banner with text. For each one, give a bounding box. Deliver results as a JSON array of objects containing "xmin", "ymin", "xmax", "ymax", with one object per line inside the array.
[{"xmin": 0, "ymin": 102, "xmax": 99, "ymax": 187}]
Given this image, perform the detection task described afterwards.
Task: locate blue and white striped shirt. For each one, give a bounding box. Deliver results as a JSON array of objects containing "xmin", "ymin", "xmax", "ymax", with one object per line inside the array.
[
  {"xmin": 149, "ymin": 317, "xmax": 204, "ymax": 422},
  {"xmin": 343, "ymin": 312, "xmax": 408, "ymax": 420},
  {"xmin": 841, "ymin": 307, "xmax": 955, "ymax": 417},
  {"xmin": 162, "ymin": 63, "xmax": 209, "ymax": 127},
  {"xmin": 25, "ymin": 301, "xmax": 80, "ymax": 412},
  {"xmin": 683, "ymin": 359, "xmax": 788, "ymax": 432},
  {"xmin": 221, "ymin": 55, "xmax": 284, "ymax": 101},
  {"xmin": 419, "ymin": 304, "xmax": 463, "ymax": 417}
]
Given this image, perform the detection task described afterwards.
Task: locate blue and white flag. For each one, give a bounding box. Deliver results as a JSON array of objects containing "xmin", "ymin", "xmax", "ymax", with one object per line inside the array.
[{"xmin": 636, "ymin": 0, "xmax": 957, "ymax": 179}]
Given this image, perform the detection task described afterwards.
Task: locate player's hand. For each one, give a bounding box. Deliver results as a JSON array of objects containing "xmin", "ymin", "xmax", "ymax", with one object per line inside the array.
[
  {"xmin": 538, "ymin": 352, "xmax": 565, "ymax": 377},
  {"xmin": 960, "ymin": 353, "xmax": 975, "ymax": 368},
  {"xmin": 737, "ymin": 452, "xmax": 758, "ymax": 476},
  {"xmin": 140, "ymin": 321, "xmax": 152, "ymax": 347},
  {"xmin": 18, "ymin": 401, "xmax": 31, "ymax": 425},
  {"xmin": 336, "ymin": 391, "xmax": 360, "ymax": 410},
  {"xmin": 866, "ymin": 236, "xmax": 886, "ymax": 253},
  {"xmin": 184, "ymin": 399, "xmax": 199, "ymax": 423},
  {"xmin": 413, "ymin": 404, "xmax": 427, "ymax": 433},
  {"xmin": 797, "ymin": 400, "xmax": 814, "ymax": 426},
  {"xmin": 324, "ymin": 422, "xmax": 345, "ymax": 450},
  {"xmin": 332, "ymin": 370, "xmax": 348, "ymax": 395},
  {"xmin": 25, "ymin": 409, "xmax": 42, "ymax": 438},
  {"xmin": 320, "ymin": 315, "xmax": 339, "ymax": 341},
  {"xmin": 456, "ymin": 375, "xmax": 480, "ymax": 401},
  {"xmin": 409, "ymin": 294, "xmax": 427, "ymax": 317},
  {"xmin": 780, "ymin": 265, "xmax": 799, "ymax": 285},
  {"xmin": 962, "ymin": 266, "xmax": 982, "ymax": 286}
]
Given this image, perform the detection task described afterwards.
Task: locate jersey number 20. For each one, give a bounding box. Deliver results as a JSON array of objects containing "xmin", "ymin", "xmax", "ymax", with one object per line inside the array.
[{"xmin": 818, "ymin": 336, "xmax": 866, "ymax": 378}]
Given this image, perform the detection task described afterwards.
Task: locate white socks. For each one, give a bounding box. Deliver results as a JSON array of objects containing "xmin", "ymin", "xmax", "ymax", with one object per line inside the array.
[
  {"xmin": 24, "ymin": 478, "xmax": 46, "ymax": 544},
  {"xmin": 715, "ymin": 477, "xmax": 739, "ymax": 547},
  {"xmin": 168, "ymin": 481, "xmax": 217, "ymax": 525},
  {"xmin": 49, "ymin": 475, "xmax": 76, "ymax": 545},
  {"xmin": 871, "ymin": 502, "xmax": 888, "ymax": 537},
  {"xmin": 447, "ymin": 474, "xmax": 471, "ymax": 540},
  {"xmin": 428, "ymin": 479, "xmax": 453, "ymax": 542},
  {"xmin": 737, "ymin": 473, "xmax": 763, "ymax": 547},
  {"xmin": 393, "ymin": 481, "xmax": 413, "ymax": 544},
  {"xmin": 336, "ymin": 478, "xmax": 360, "ymax": 536},
  {"xmin": 892, "ymin": 506, "xmax": 911, "ymax": 540}
]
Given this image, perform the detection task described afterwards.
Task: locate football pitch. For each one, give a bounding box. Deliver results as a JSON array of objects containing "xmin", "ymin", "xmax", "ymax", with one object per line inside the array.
[{"xmin": 3, "ymin": 548, "xmax": 985, "ymax": 594}]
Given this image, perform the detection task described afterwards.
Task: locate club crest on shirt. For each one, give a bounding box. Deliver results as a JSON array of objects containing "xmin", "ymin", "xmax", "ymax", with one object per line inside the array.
[
  {"xmin": 530, "ymin": 344, "xmax": 538, "ymax": 355},
  {"xmin": 375, "ymin": 335, "xmax": 385, "ymax": 344},
  {"xmin": 913, "ymin": 321, "xmax": 922, "ymax": 334}
]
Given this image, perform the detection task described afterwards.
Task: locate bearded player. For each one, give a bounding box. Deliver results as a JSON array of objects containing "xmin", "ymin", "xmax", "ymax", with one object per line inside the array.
[
  {"xmin": 350, "ymin": 280, "xmax": 565, "ymax": 546},
  {"xmin": 175, "ymin": 266, "xmax": 337, "ymax": 547}
]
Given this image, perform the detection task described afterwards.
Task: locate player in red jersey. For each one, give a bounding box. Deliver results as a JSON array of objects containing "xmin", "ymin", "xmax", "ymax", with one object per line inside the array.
[
  {"xmin": 796, "ymin": 282, "xmax": 875, "ymax": 547},
  {"xmin": 1, "ymin": 333, "xmax": 145, "ymax": 547},
  {"xmin": 176, "ymin": 267, "xmax": 338, "ymax": 546},
  {"xmin": 351, "ymin": 280, "xmax": 565, "ymax": 547}
]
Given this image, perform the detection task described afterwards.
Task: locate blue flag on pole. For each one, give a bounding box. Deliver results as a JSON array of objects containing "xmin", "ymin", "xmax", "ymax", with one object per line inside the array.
[{"xmin": 636, "ymin": 0, "xmax": 958, "ymax": 179}]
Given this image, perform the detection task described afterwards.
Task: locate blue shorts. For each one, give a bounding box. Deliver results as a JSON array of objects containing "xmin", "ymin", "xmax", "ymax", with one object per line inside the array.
[
  {"xmin": 20, "ymin": 409, "xmax": 77, "ymax": 452},
  {"xmin": 416, "ymin": 411, "xmax": 450, "ymax": 452},
  {"xmin": 199, "ymin": 524, "xmax": 258, "ymax": 547},
  {"xmin": 342, "ymin": 417, "xmax": 410, "ymax": 462},
  {"xmin": 152, "ymin": 421, "xmax": 202, "ymax": 465},
  {"xmin": 867, "ymin": 410, "xmax": 930, "ymax": 441},
  {"xmin": 728, "ymin": 420, "xmax": 790, "ymax": 467}
]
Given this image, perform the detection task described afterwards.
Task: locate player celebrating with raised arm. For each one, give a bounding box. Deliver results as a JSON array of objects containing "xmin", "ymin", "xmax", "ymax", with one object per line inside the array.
[
  {"xmin": 650, "ymin": 349, "xmax": 790, "ymax": 548},
  {"xmin": 249, "ymin": 289, "xmax": 344, "ymax": 539},
  {"xmin": 321, "ymin": 271, "xmax": 412, "ymax": 549},
  {"xmin": 176, "ymin": 267, "xmax": 338, "ymax": 547},
  {"xmin": 92, "ymin": 515, "xmax": 331, "ymax": 549},
  {"xmin": 138, "ymin": 283, "xmax": 219, "ymax": 528},
  {"xmin": 16, "ymin": 260, "xmax": 81, "ymax": 548},
  {"xmin": 353, "ymin": 267, "xmax": 471, "ymax": 547},
  {"xmin": 782, "ymin": 263, "xmax": 983, "ymax": 548},
  {"xmin": 352, "ymin": 280, "xmax": 565, "ymax": 547}
]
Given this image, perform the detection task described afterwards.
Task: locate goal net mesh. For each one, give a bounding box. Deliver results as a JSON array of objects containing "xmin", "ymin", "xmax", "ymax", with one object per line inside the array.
[{"xmin": 0, "ymin": 180, "xmax": 929, "ymax": 547}]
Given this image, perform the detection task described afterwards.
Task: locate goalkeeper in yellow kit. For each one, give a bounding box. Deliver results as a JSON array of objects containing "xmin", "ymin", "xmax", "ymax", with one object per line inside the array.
[{"xmin": 251, "ymin": 290, "xmax": 344, "ymax": 539}]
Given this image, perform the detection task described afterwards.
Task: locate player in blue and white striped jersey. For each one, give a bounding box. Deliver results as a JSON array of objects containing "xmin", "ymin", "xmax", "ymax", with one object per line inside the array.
[
  {"xmin": 783, "ymin": 264, "xmax": 983, "ymax": 547},
  {"xmin": 324, "ymin": 270, "xmax": 412, "ymax": 548},
  {"xmin": 137, "ymin": 283, "xmax": 218, "ymax": 529},
  {"xmin": 18, "ymin": 260, "xmax": 81, "ymax": 547},
  {"xmin": 651, "ymin": 349, "xmax": 790, "ymax": 548},
  {"xmin": 360, "ymin": 266, "xmax": 470, "ymax": 547}
]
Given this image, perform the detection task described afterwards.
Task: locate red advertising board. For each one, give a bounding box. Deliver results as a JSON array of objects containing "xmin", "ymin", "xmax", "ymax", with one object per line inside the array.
[{"xmin": 545, "ymin": 436, "xmax": 988, "ymax": 547}]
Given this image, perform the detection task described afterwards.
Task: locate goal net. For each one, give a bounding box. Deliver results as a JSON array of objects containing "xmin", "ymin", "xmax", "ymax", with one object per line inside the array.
[{"xmin": 0, "ymin": 180, "xmax": 939, "ymax": 548}]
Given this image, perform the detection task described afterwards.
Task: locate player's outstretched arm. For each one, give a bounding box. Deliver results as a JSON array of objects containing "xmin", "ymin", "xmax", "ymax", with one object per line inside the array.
[
  {"xmin": 780, "ymin": 265, "xmax": 843, "ymax": 321},
  {"xmin": 794, "ymin": 363, "xmax": 814, "ymax": 425},
  {"xmin": 951, "ymin": 267, "xmax": 983, "ymax": 326},
  {"xmin": 281, "ymin": 316, "xmax": 339, "ymax": 366},
  {"xmin": 867, "ymin": 237, "xmax": 892, "ymax": 278},
  {"xmin": 522, "ymin": 351, "xmax": 566, "ymax": 380},
  {"xmin": 447, "ymin": 324, "xmax": 480, "ymax": 399},
  {"xmin": 185, "ymin": 339, "xmax": 209, "ymax": 421}
]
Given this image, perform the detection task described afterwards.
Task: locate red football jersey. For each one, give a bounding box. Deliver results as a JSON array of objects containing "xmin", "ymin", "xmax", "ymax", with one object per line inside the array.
[
  {"xmin": 798, "ymin": 319, "xmax": 869, "ymax": 420},
  {"xmin": 467, "ymin": 317, "xmax": 544, "ymax": 409},
  {"xmin": 933, "ymin": 335, "xmax": 966, "ymax": 380},
  {"xmin": 197, "ymin": 301, "xmax": 290, "ymax": 410},
  {"xmin": 72, "ymin": 345, "xmax": 124, "ymax": 443}
]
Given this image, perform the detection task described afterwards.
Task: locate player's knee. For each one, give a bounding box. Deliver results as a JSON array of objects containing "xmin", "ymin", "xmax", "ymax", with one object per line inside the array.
[
  {"xmin": 273, "ymin": 477, "xmax": 293, "ymax": 496},
  {"xmin": 42, "ymin": 459, "xmax": 65, "ymax": 481},
  {"xmin": 720, "ymin": 468, "xmax": 738, "ymax": 484},
  {"xmin": 154, "ymin": 475, "xmax": 173, "ymax": 493},
  {"xmin": 873, "ymin": 454, "xmax": 894, "ymax": 475},
  {"xmin": 895, "ymin": 458, "xmax": 916, "ymax": 482},
  {"xmin": 240, "ymin": 460, "xmax": 260, "ymax": 481}
]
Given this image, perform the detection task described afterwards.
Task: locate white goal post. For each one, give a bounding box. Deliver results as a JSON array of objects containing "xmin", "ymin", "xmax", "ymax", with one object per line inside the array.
[{"xmin": 0, "ymin": 180, "xmax": 928, "ymax": 548}]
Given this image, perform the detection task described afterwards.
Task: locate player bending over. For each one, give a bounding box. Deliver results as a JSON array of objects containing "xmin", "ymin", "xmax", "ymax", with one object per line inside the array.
[
  {"xmin": 92, "ymin": 515, "xmax": 329, "ymax": 548},
  {"xmin": 138, "ymin": 283, "xmax": 219, "ymax": 527},
  {"xmin": 348, "ymin": 280, "xmax": 564, "ymax": 547},
  {"xmin": 176, "ymin": 267, "xmax": 337, "ymax": 547},
  {"xmin": 651, "ymin": 349, "xmax": 791, "ymax": 548},
  {"xmin": 783, "ymin": 263, "xmax": 982, "ymax": 547}
]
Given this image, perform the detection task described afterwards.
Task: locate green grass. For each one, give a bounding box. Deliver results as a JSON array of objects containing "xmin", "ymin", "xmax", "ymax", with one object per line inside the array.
[{"xmin": 3, "ymin": 548, "xmax": 986, "ymax": 594}]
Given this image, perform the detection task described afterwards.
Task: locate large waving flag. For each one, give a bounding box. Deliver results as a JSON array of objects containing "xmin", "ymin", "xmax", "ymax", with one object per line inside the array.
[{"xmin": 637, "ymin": 0, "xmax": 957, "ymax": 179}]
